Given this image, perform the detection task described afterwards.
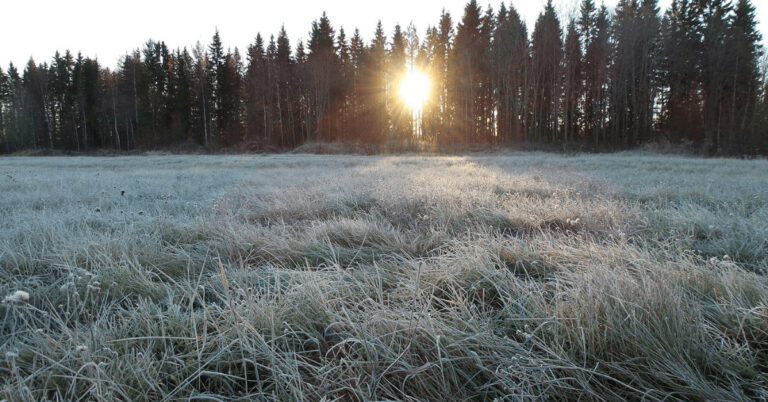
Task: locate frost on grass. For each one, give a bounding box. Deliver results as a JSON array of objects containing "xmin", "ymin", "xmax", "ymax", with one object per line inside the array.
[
  {"xmin": 0, "ymin": 153, "xmax": 767, "ymax": 400},
  {"xmin": 2, "ymin": 291, "xmax": 29, "ymax": 304}
]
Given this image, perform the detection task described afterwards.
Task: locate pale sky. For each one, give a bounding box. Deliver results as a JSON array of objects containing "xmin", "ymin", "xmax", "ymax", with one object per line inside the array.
[{"xmin": 2, "ymin": 0, "xmax": 767, "ymax": 69}]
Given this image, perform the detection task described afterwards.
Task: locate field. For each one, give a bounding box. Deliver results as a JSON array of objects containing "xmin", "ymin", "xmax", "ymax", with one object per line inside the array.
[{"xmin": 1, "ymin": 152, "xmax": 767, "ymax": 400}]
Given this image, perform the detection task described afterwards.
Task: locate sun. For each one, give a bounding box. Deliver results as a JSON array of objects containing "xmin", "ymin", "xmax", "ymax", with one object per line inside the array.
[{"xmin": 399, "ymin": 71, "xmax": 430, "ymax": 109}]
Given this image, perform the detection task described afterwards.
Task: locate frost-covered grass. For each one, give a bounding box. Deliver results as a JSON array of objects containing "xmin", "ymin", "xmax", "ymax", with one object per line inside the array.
[{"xmin": 1, "ymin": 152, "xmax": 767, "ymax": 400}]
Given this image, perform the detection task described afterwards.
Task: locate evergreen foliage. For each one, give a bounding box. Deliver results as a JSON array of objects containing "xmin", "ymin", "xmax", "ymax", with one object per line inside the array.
[{"xmin": 0, "ymin": 1, "xmax": 765, "ymax": 154}]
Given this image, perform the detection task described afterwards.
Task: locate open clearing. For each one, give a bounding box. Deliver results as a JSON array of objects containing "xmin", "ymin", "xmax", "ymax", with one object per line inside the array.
[{"xmin": 1, "ymin": 152, "xmax": 767, "ymax": 400}]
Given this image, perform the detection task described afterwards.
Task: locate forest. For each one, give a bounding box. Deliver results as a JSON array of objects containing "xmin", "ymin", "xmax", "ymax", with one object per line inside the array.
[{"xmin": 0, "ymin": 0, "xmax": 765, "ymax": 154}]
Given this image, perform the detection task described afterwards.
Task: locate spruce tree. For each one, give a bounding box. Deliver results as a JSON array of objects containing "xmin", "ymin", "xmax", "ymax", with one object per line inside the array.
[
  {"xmin": 217, "ymin": 48, "xmax": 241, "ymax": 144},
  {"xmin": 436, "ymin": 10, "xmax": 454, "ymax": 139},
  {"xmin": 192, "ymin": 41, "xmax": 211, "ymax": 146},
  {"xmin": 530, "ymin": 0, "xmax": 563, "ymax": 143},
  {"xmin": 0, "ymin": 66, "xmax": 7, "ymax": 152},
  {"xmin": 208, "ymin": 30, "xmax": 225, "ymax": 141},
  {"xmin": 245, "ymin": 34, "xmax": 266, "ymax": 144},
  {"xmin": 362, "ymin": 21, "xmax": 388, "ymax": 143},
  {"xmin": 276, "ymin": 27, "xmax": 295, "ymax": 147},
  {"xmin": 450, "ymin": 0, "xmax": 483, "ymax": 143},
  {"xmin": 729, "ymin": 0, "xmax": 763, "ymax": 150},
  {"xmin": 295, "ymin": 40, "xmax": 310, "ymax": 143},
  {"xmin": 563, "ymin": 19, "xmax": 582, "ymax": 149},
  {"xmin": 348, "ymin": 28, "xmax": 366, "ymax": 140},
  {"xmin": 307, "ymin": 12, "xmax": 338, "ymax": 140},
  {"xmin": 491, "ymin": 3, "xmax": 527, "ymax": 143},
  {"xmin": 610, "ymin": 0, "xmax": 660, "ymax": 147},
  {"xmin": 389, "ymin": 24, "xmax": 408, "ymax": 141},
  {"xmin": 337, "ymin": 27, "xmax": 352, "ymax": 140},
  {"xmin": 172, "ymin": 48, "xmax": 194, "ymax": 144},
  {"xmin": 698, "ymin": 0, "xmax": 733, "ymax": 152},
  {"xmin": 661, "ymin": 0, "xmax": 705, "ymax": 142},
  {"xmin": 479, "ymin": 6, "xmax": 495, "ymax": 143},
  {"xmin": 5, "ymin": 64, "xmax": 23, "ymax": 150},
  {"xmin": 592, "ymin": 6, "xmax": 610, "ymax": 146},
  {"xmin": 579, "ymin": 0, "xmax": 597, "ymax": 141}
]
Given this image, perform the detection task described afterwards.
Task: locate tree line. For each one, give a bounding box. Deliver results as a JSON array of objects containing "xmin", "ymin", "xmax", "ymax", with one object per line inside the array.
[{"xmin": 0, "ymin": 0, "xmax": 765, "ymax": 154}]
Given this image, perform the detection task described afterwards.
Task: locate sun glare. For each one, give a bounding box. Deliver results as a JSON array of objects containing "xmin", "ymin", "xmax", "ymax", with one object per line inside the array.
[{"xmin": 399, "ymin": 71, "xmax": 430, "ymax": 109}]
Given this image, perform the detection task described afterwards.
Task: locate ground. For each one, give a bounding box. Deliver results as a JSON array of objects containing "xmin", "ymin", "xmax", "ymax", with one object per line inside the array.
[{"xmin": 0, "ymin": 152, "xmax": 767, "ymax": 400}]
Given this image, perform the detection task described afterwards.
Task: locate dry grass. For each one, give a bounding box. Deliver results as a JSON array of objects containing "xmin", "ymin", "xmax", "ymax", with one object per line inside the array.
[{"xmin": 1, "ymin": 152, "xmax": 767, "ymax": 400}]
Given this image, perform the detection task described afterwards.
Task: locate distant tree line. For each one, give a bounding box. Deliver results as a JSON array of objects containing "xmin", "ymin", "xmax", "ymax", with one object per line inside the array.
[{"xmin": 0, "ymin": 0, "xmax": 765, "ymax": 154}]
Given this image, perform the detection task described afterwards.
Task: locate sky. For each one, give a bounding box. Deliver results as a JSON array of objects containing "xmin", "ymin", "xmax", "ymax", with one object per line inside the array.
[{"xmin": 2, "ymin": 0, "xmax": 767, "ymax": 70}]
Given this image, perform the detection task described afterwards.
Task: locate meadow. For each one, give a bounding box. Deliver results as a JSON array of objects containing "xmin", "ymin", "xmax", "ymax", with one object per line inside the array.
[{"xmin": 1, "ymin": 152, "xmax": 767, "ymax": 400}]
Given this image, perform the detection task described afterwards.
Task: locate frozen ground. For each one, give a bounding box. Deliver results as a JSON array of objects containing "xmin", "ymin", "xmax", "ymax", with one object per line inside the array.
[{"xmin": 1, "ymin": 152, "xmax": 767, "ymax": 400}]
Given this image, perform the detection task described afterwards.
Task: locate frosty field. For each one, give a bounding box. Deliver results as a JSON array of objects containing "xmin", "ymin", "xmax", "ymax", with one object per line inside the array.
[{"xmin": 1, "ymin": 152, "xmax": 767, "ymax": 400}]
